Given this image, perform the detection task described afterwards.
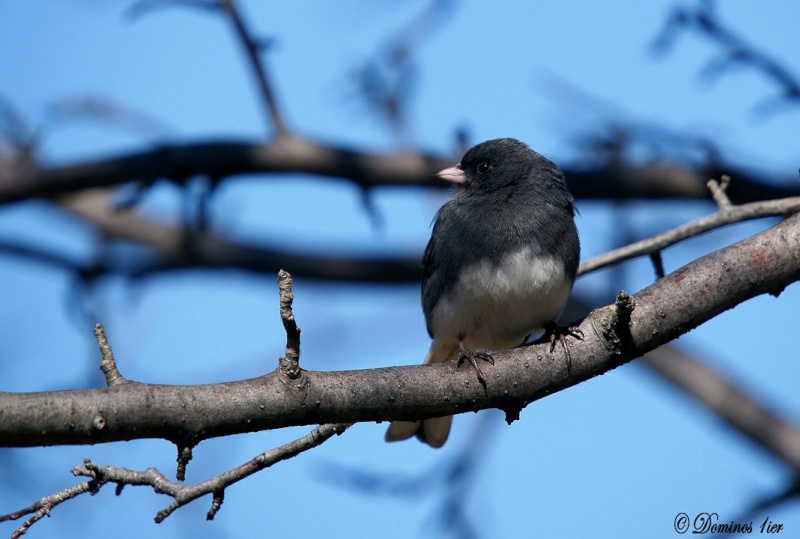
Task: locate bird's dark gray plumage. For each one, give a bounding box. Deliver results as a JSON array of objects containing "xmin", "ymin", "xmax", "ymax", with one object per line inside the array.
[{"xmin": 385, "ymin": 138, "xmax": 580, "ymax": 448}]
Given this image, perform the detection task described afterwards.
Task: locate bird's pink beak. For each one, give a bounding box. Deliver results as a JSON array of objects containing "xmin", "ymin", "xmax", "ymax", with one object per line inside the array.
[{"xmin": 436, "ymin": 165, "xmax": 466, "ymax": 184}]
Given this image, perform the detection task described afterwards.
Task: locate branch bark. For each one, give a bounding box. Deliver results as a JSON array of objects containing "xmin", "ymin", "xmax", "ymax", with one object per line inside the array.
[{"xmin": 2, "ymin": 213, "xmax": 799, "ymax": 449}]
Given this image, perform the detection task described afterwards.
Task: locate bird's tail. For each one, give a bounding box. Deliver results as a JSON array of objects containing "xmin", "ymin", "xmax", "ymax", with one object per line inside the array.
[{"xmin": 384, "ymin": 341, "xmax": 457, "ymax": 448}]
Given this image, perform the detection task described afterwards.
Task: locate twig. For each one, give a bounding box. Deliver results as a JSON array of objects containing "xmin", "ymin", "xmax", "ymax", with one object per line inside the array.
[
  {"xmin": 277, "ymin": 269, "xmax": 301, "ymax": 378},
  {"xmin": 0, "ymin": 481, "xmax": 96, "ymax": 539},
  {"xmin": 175, "ymin": 445, "xmax": 194, "ymax": 482},
  {"xmin": 648, "ymin": 251, "xmax": 665, "ymax": 279},
  {"xmin": 578, "ymin": 195, "xmax": 800, "ymax": 276},
  {"xmin": 707, "ymin": 174, "xmax": 732, "ymax": 209},
  {"xmin": 94, "ymin": 323, "xmax": 127, "ymax": 387},
  {"xmin": 219, "ymin": 0, "xmax": 288, "ymax": 136},
  {"xmin": 0, "ymin": 423, "xmax": 349, "ymax": 532}
]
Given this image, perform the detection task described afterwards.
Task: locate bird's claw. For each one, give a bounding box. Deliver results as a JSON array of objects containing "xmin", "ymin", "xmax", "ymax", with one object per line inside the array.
[
  {"xmin": 457, "ymin": 343, "xmax": 493, "ymax": 391},
  {"xmin": 543, "ymin": 322, "xmax": 584, "ymax": 374}
]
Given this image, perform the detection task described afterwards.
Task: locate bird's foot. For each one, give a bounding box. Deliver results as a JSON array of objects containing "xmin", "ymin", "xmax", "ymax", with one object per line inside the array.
[
  {"xmin": 457, "ymin": 342, "xmax": 493, "ymax": 391},
  {"xmin": 541, "ymin": 321, "xmax": 584, "ymax": 374}
]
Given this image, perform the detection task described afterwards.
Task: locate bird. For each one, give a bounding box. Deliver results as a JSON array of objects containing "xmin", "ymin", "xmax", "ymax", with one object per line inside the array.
[{"xmin": 385, "ymin": 138, "xmax": 580, "ymax": 448}]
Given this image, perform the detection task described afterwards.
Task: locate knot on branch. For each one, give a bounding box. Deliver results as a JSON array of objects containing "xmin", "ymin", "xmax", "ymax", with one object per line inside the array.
[
  {"xmin": 594, "ymin": 290, "xmax": 636, "ymax": 357},
  {"xmin": 91, "ymin": 414, "xmax": 106, "ymax": 431}
]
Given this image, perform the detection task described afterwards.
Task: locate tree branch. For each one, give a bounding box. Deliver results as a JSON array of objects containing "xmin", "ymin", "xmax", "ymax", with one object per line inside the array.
[
  {"xmin": 0, "ymin": 137, "xmax": 451, "ymax": 205},
  {"xmin": 579, "ymin": 194, "xmax": 800, "ymax": 276},
  {"xmin": 219, "ymin": 0, "xmax": 288, "ymax": 136},
  {"xmin": 55, "ymin": 189, "xmax": 423, "ymax": 283},
  {"xmin": 0, "ymin": 481, "xmax": 96, "ymax": 539},
  {"xmin": 1, "ymin": 136, "xmax": 797, "ymax": 205},
  {"xmin": 58, "ymin": 188, "xmax": 800, "ymax": 284},
  {"xmin": 2, "ymin": 213, "xmax": 799, "ymax": 448},
  {"xmin": 0, "ymin": 423, "xmax": 349, "ymax": 532}
]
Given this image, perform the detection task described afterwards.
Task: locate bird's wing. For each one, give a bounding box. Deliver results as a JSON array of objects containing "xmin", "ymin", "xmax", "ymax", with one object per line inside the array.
[{"xmin": 421, "ymin": 231, "xmax": 436, "ymax": 294}]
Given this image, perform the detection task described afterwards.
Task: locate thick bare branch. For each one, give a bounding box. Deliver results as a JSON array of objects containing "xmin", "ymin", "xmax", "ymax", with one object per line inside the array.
[
  {"xmin": 2, "ymin": 213, "xmax": 799, "ymax": 449},
  {"xmin": 1, "ymin": 136, "xmax": 797, "ymax": 205},
  {"xmin": 0, "ymin": 137, "xmax": 451, "ymax": 204}
]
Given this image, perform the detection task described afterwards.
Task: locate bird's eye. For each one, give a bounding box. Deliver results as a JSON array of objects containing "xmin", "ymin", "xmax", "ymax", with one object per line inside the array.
[{"xmin": 477, "ymin": 162, "xmax": 490, "ymax": 174}]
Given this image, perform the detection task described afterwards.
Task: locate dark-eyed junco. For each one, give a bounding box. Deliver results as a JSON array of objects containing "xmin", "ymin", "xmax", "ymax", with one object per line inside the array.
[{"xmin": 385, "ymin": 138, "xmax": 580, "ymax": 448}]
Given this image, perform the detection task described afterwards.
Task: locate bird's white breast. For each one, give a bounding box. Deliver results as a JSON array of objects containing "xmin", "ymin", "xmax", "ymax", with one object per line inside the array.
[{"xmin": 429, "ymin": 247, "xmax": 572, "ymax": 353}]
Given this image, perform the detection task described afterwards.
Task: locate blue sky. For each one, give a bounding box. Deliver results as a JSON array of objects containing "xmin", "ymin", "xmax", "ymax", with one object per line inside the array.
[{"xmin": 2, "ymin": 1, "xmax": 800, "ymax": 538}]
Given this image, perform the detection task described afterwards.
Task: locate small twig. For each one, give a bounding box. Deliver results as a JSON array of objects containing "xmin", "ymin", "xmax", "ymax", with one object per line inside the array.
[
  {"xmin": 359, "ymin": 187, "xmax": 385, "ymax": 231},
  {"xmin": 649, "ymin": 251, "xmax": 665, "ymax": 279},
  {"xmin": 578, "ymin": 195, "xmax": 800, "ymax": 276},
  {"xmin": 175, "ymin": 445, "xmax": 194, "ymax": 481},
  {"xmin": 0, "ymin": 481, "xmax": 96, "ymax": 539},
  {"xmin": 219, "ymin": 0, "xmax": 288, "ymax": 136},
  {"xmin": 707, "ymin": 174, "xmax": 732, "ymax": 210},
  {"xmin": 206, "ymin": 490, "xmax": 224, "ymax": 521},
  {"xmin": 277, "ymin": 269, "xmax": 301, "ymax": 379},
  {"xmin": 94, "ymin": 323, "xmax": 127, "ymax": 387},
  {"xmin": 1, "ymin": 424, "xmax": 349, "ymax": 532}
]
